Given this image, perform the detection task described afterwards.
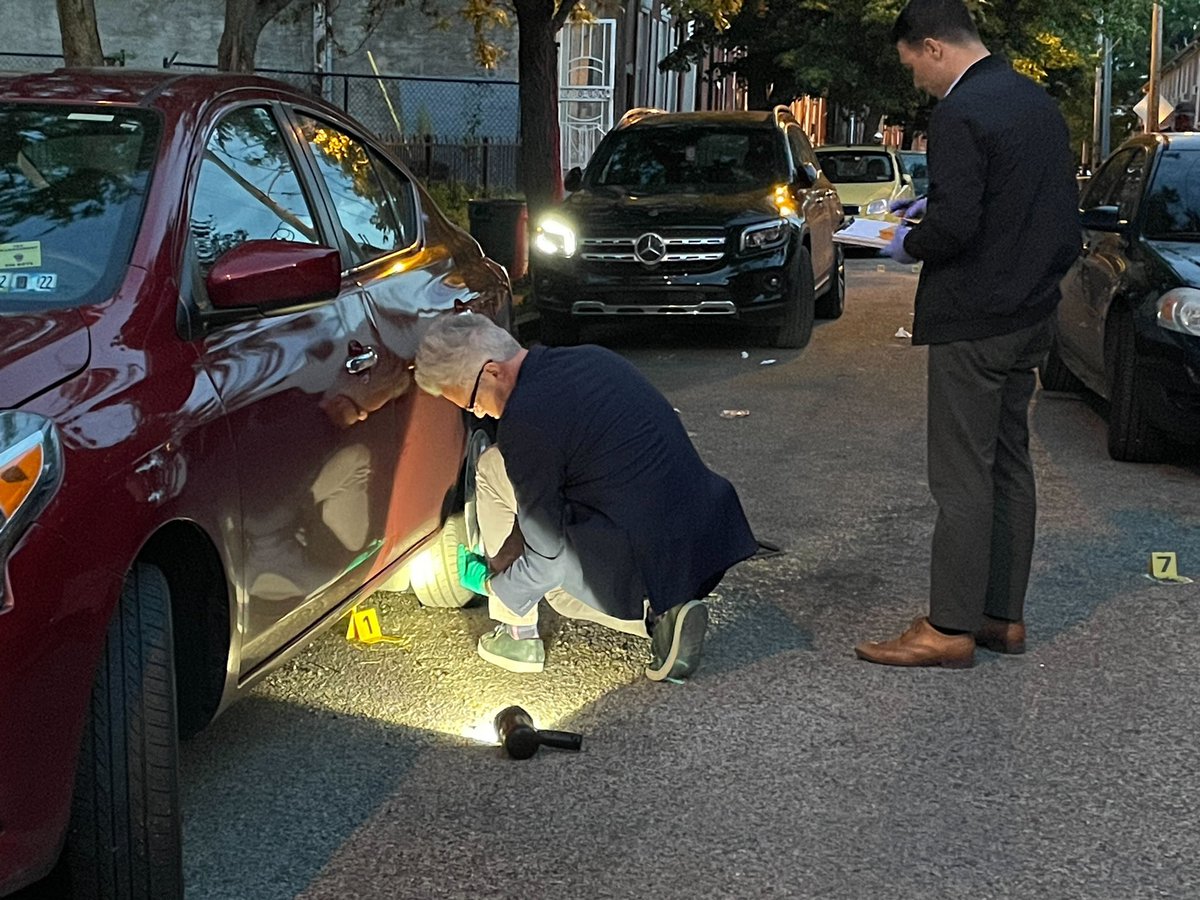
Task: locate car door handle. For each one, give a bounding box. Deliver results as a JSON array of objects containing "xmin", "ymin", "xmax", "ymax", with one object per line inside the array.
[{"xmin": 345, "ymin": 347, "xmax": 379, "ymax": 374}]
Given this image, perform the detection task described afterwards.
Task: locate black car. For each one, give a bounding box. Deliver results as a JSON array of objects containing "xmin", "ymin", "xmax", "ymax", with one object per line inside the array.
[
  {"xmin": 1041, "ymin": 132, "xmax": 1200, "ymax": 462},
  {"xmin": 530, "ymin": 107, "xmax": 844, "ymax": 348}
]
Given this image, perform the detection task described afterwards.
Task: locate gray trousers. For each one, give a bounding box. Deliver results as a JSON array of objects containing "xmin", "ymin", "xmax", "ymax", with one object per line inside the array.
[{"xmin": 926, "ymin": 316, "xmax": 1055, "ymax": 632}]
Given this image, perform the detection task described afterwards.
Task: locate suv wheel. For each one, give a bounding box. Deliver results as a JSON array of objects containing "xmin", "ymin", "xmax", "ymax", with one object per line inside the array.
[
  {"xmin": 411, "ymin": 511, "xmax": 476, "ymax": 608},
  {"xmin": 773, "ymin": 244, "xmax": 816, "ymax": 349},
  {"xmin": 814, "ymin": 244, "xmax": 845, "ymax": 320},
  {"xmin": 1106, "ymin": 308, "xmax": 1168, "ymax": 462}
]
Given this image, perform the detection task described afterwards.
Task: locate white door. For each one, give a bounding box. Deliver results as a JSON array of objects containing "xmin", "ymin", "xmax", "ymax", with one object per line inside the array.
[{"xmin": 559, "ymin": 19, "xmax": 617, "ymax": 173}]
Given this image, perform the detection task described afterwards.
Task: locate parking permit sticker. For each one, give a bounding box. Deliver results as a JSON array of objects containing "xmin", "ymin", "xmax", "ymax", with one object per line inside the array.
[
  {"xmin": 0, "ymin": 272, "xmax": 57, "ymax": 292},
  {"xmin": 0, "ymin": 241, "xmax": 42, "ymax": 269}
]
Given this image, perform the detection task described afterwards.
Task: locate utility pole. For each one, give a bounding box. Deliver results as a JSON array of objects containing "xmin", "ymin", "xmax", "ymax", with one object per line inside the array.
[
  {"xmin": 1146, "ymin": 3, "xmax": 1163, "ymax": 133},
  {"xmin": 314, "ymin": 0, "xmax": 335, "ymax": 103},
  {"xmin": 1101, "ymin": 35, "xmax": 1112, "ymax": 158}
]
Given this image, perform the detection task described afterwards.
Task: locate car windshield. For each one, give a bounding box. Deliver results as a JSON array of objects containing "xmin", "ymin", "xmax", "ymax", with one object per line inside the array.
[
  {"xmin": 1142, "ymin": 149, "xmax": 1200, "ymax": 241},
  {"xmin": 817, "ymin": 151, "xmax": 895, "ymax": 184},
  {"xmin": 587, "ymin": 126, "xmax": 785, "ymax": 194},
  {"xmin": 0, "ymin": 104, "xmax": 159, "ymax": 312}
]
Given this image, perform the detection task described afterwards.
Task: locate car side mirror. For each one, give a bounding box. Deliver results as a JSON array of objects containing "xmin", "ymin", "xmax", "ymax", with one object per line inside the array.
[
  {"xmin": 795, "ymin": 162, "xmax": 820, "ymax": 188},
  {"xmin": 1080, "ymin": 205, "xmax": 1126, "ymax": 233},
  {"xmin": 205, "ymin": 240, "xmax": 342, "ymax": 313},
  {"xmin": 901, "ymin": 173, "xmax": 914, "ymax": 186},
  {"xmin": 564, "ymin": 167, "xmax": 583, "ymax": 193}
]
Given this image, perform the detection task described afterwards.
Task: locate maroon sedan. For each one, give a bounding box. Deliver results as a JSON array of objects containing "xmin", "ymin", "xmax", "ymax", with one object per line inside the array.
[{"xmin": 0, "ymin": 69, "xmax": 509, "ymax": 898}]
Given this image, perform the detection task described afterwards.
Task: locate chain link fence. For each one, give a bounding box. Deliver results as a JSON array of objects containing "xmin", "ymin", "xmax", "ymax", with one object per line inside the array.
[{"xmin": 1, "ymin": 52, "xmax": 520, "ymax": 191}]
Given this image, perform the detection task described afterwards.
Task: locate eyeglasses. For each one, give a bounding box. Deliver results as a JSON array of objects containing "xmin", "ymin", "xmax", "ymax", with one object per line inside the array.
[{"xmin": 467, "ymin": 359, "xmax": 493, "ymax": 413}]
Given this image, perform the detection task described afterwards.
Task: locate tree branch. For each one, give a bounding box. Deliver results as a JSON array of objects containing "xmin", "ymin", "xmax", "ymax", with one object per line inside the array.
[{"xmin": 551, "ymin": 0, "xmax": 580, "ymax": 33}]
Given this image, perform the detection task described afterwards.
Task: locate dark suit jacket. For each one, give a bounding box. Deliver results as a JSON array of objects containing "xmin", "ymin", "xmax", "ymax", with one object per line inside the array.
[
  {"xmin": 903, "ymin": 55, "xmax": 1080, "ymax": 345},
  {"xmin": 489, "ymin": 344, "xmax": 758, "ymax": 620}
]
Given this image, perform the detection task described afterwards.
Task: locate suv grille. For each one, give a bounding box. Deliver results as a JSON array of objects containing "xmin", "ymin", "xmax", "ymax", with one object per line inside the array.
[{"xmin": 580, "ymin": 229, "xmax": 726, "ymax": 264}]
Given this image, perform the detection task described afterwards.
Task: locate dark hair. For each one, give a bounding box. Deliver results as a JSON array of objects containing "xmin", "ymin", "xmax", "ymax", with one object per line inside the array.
[{"xmin": 891, "ymin": 0, "xmax": 980, "ymax": 45}]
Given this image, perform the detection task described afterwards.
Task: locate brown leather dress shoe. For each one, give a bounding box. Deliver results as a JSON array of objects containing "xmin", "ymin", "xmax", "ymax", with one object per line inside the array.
[
  {"xmin": 854, "ymin": 616, "xmax": 975, "ymax": 668},
  {"xmin": 975, "ymin": 615, "xmax": 1026, "ymax": 654}
]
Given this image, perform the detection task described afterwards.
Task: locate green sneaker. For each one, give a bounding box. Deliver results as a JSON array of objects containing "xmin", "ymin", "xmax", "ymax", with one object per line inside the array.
[
  {"xmin": 645, "ymin": 600, "xmax": 708, "ymax": 682},
  {"xmin": 477, "ymin": 625, "xmax": 545, "ymax": 673}
]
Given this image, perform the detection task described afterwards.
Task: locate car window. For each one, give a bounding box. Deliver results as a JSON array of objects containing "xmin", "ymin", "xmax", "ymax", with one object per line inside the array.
[
  {"xmin": 1142, "ymin": 149, "xmax": 1200, "ymax": 240},
  {"xmin": 0, "ymin": 104, "xmax": 158, "ymax": 311},
  {"xmin": 296, "ymin": 115, "xmax": 408, "ymax": 266},
  {"xmin": 367, "ymin": 147, "xmax": 419, "ymax": 250},
  {"xmin": 786, "ymin": 126, "xmax": 816, "ymax": 179},
  {"xmin": 816, "ymin": 151, "xmax": 895, "ymax": 184},
  {"xmin": 589, "ymin": 125, "xmax": 786, "ymax": 194},
  {"xmin": 899, "ymin": 151, "xmax": 929, "ymax": 194},
  {"xmin": 190, "ymin": 106, "xmax": 318, "ymax": 275},
  {"xmin": 1079, "ymin": 148, "xmax": 1141, "ymax": 212}
]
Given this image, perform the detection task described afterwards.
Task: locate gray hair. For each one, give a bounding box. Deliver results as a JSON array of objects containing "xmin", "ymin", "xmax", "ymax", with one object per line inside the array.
[{"xmin": 414, "ymin": 312, "xmax": 522, "ymax": 397}]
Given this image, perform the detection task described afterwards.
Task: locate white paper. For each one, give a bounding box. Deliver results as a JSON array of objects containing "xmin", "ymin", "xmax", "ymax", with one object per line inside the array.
[{"xmin": 834, "ymin": 217, "xmax": 897, "ymax": 249}]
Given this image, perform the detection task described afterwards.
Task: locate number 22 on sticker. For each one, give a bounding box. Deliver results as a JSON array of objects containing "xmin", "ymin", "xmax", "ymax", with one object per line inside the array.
[{"xmin": 0, "ymin": 272, "xmax": 57, "ymax": 292}]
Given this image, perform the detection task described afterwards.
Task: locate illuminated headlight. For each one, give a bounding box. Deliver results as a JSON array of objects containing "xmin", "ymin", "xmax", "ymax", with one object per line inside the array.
[
  {"xmin": 534, "ymin": 217, "xmax": 577, "ymax": 258},
  {"xmin": 740, "ymin": 219, "xmax": 789, "ymax": 253},
  {"xmin": 1156, "ymin": 287, "xmax": 1200, "ymax": 337},
  {"xmin": 0, "ymin": 412, "xmax": 63, "ymax": 609}
]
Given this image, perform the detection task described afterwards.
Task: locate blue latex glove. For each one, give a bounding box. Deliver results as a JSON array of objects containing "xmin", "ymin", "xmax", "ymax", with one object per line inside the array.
[
  {"xmin": 881, "ymin": 223, "xmax": 917, "ymax": 265},
  {"xmin": 456, "ymin": 544, "xmax": 490, "ymax": 594},
  {"xmin": 888, "ymin": 196, "xmax": 927, "ymax": 220}
]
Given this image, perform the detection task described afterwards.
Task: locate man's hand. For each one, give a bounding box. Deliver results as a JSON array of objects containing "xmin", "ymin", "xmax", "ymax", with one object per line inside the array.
[
  {"xmin": 888, "ymin": 196, "xmax": 927, "ymax": 220},
  {"xmin": 882, "ymin": 224, "xmax": 918, "ymax": 265},
  {"xmin": 457, "ymin": 544, "xmax": 490, "ymax": 595}
]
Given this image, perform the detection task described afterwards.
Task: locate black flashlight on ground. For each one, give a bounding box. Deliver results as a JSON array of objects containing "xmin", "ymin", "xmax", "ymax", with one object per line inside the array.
[{"xmin": 493, "ymin": 706, "xmax": 583, "ymax": 760}]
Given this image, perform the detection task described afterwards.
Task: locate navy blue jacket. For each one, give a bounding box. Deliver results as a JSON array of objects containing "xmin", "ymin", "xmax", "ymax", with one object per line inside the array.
[
  {"xmin": 903, "ymin": 55, "xmax": 1080, "ymax": 345},
  {"xmin": 489, "ymin": 344, "xmax": 757, "ymax": 620}
]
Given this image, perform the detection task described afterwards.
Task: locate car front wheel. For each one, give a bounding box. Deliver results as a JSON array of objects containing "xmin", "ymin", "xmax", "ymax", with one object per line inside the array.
[
  {"xmin": 61, "ymin": 563, "xmax": 183, "ymax": 900},
  {"xmin": 1106, "ymin": 308, "xmax": 1168, "ymax": 462},
  {"xmin": 772, "ymin": 244, "xmax": 816, "ymax": 348},
  {"xmin": 814, "ymin": 244, "xmax": 845, "ymax": 320}
]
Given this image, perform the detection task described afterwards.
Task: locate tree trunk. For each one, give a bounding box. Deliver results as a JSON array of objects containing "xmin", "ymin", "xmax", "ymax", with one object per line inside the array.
[
  {"xmin": 55, "ymin": 0, "xmax": 104, "ymax": 67},
  {"xmin": 218, "ymin": 0, "xmax": 296, "ymax": 72},
  {"xmin": 513, "ymin": 0, "xmax": 563, "ymax": 217}
]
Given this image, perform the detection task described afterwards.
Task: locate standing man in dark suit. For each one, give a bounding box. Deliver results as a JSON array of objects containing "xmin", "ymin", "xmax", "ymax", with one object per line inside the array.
[
  {"xmin": 855, "ymin": 0, "xmax": 1079, "ymax": 667},
  {"xmin": 415, "ymin": 313, "xmax": 758, "ymax": 681}
]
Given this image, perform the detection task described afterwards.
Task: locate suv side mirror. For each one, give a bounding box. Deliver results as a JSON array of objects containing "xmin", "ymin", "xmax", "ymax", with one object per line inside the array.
[
  {"xmin": 564, "ymin": 167, "xmax": 583, "ymax": 193},
  {"xmin": 1080, "ymin": 205, "xmax": 1126, "ymax": 233},
  {"xmin": 795, "ymin": 162, "xmax": 820, "ymax": 188}
]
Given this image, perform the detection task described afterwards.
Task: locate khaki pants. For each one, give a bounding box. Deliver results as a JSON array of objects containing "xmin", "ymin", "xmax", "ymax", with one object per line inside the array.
[{"xmin": 476, "ymin": 445, "xmax": 647, "ymax": 638}]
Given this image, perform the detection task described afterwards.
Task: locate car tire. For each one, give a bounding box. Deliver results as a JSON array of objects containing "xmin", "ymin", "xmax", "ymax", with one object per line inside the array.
[
  {"xmin": 62, "ymin": 563, "xmax": 183, "ymax": 900},
  {"xmin": 773, "ymin": 244, "xmax": 816, "ymax": 348},
  {"xmin": 1106, "ymin": 308, "xmax": 1168, "ymax": 463},
  {"xmin": 538, "ymin": 310, "xmax": 579, "ymax": 346},
  {"xmin": 1038, "ymin": 338, "xmax": 1084, "ymax": 392},
  {"xmin": 411, "ymin": 511, "xmax": 476, "ymax": 608},
  {"xmin": 814, "ymin": 244, "xmax": 845, "ymax": 320}
]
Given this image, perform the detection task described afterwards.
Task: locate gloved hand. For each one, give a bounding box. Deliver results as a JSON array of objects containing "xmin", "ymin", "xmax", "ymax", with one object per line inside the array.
[
  {"xmin": 456, "ymin": 544, "xmax": 490, "ymax": 595},
  {"xmin": 888, "ymin": 196, "xmax": 927, "ymax": 220},
  {"xmin": 881, "ymin": 223, "xmax": 918, "ymax": 265}
]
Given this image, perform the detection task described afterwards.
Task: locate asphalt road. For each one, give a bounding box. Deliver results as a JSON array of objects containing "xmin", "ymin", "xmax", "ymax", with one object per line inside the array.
[{"xmin": 173, "ymin": 258, "xmax": 1198, "ymax": 898}]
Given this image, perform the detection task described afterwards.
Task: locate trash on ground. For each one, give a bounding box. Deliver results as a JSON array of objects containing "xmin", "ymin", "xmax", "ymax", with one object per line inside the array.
[
  {"xmin": 720, "ymin": 409, "xmax": 751, "ymax": 418},
  {"xmin": 895, "ymin": 327, "xmax": 912, "ymax": 338},
  {"xmin": 740, "ymin": 351, "xmax": 749, "ymax": 359},
  {"xmin": 760, "ymin": 359, "xmax": 777, "ymax": 366}
]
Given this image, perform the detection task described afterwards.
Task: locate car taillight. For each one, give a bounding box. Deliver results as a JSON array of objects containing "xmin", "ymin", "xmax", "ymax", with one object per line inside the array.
[{"xmin": 0, "ymin": 412, "xmax": 63, "ymax": 610}]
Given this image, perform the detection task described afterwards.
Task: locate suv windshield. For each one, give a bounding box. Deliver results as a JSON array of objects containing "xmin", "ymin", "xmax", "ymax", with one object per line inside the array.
[
  {"xmin": 1142, "ymin": 149, "xmax": 1200, "ymax": 241},
  {"xmin": 0, "ymin": 105, "xmax": 159, "ymax": 312},
  {"xmin": 587, "ymin": 125, "xmax": 785, "ymax": 195},
  {"xmin": 816, "ymin": 151, "xmax": 895, "ymax": 184}
]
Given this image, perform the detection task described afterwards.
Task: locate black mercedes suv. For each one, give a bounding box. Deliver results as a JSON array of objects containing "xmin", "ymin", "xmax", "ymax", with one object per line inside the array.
[{"xmin": 530, "ymin": 106, "xmax": 844, "ymax": 348}]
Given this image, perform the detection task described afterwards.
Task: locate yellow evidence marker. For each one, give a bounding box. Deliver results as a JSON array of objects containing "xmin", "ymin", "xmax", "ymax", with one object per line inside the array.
[
  {"xmin": 345, "ymin": 606, "xmax": 411, "ymax": 647},
  {"xmin": 1149, "ymin": 552, "xmax": 1192, "ymax": 584}
]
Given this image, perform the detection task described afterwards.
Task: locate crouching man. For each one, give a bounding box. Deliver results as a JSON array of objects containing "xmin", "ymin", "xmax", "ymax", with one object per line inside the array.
[{"xmin": 414, "ymin": 313, "xmax": 758, "ymax": 681}]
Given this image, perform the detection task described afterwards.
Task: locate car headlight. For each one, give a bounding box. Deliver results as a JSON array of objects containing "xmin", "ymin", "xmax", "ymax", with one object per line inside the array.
[
  {"xmin": 740, "ymin": 219, "xmax": 789, "ymax": 253},
  {"xmin": 534, "ymin": 217, "xmax": 577, "ymax": 258},
  {"xmin": 1156, "ymin": 287, "xmax": 1200, "ymax": 337},
  {"xmin": 0, "ymin": 412, "xmax": 63, "ymax": 611}
]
